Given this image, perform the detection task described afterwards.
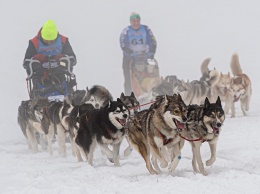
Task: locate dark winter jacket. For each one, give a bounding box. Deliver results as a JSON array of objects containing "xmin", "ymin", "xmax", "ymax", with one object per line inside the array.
[{"xmin": 23, "ymin": 30, "xmax": 77, "ymax": 68}]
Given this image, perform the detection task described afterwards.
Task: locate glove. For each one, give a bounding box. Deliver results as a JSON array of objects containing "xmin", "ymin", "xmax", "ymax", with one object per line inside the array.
[
  {"xmin": 33, "ymin": 54, "xmax": 47, "ymax": 64},
  {"xmin": 147, "ymin": 52, "xmax": 154, "ymax": 59},
  {"xmin": 54, "ymin": 54, "xmax": 65, "ymax": 61}
]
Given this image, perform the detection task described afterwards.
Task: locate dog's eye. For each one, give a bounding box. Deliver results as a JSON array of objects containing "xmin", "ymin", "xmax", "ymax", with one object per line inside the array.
[
  {"xmin": 174, "ymin": 110, "xmax": 179, "ymax": 114},
  {"xmin": 114, "ymin": 110, "xmax": 120, "ymax": 113},
  {"xmin": 210, "ymin": 115, "xmax": 215, "ymax": 118}
]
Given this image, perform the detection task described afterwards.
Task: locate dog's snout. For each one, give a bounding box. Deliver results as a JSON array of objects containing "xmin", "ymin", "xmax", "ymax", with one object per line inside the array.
[
  {"xmin": 217, "ymin": 123, "xmax": 222, "ymax": 127},
  {"xmin": 182, "ymin": 117, "xmax": 187, "ymax": 122},
  {"xmin": 123, "ymin": 114, "xmax": 128, "ymax": 118}
]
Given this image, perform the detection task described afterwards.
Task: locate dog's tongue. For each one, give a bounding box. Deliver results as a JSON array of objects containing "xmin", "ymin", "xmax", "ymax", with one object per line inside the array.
[
  {"xmin": 176, "ymin": 120, "xmax": 184, "ymax": 129},
  {"xmin": 213, "ymin": 127, "xmax": 219, "ymax": 134},
  {"xmin": 119, "ymin": 119, "xmax": 126, "ymax": 126}
]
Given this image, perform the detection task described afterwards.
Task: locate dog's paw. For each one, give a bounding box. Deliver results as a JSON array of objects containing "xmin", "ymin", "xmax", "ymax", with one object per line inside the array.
[
  {"xmin": 206, "ymin": 158, "xmax": 216, "ymax": 166},
  {"xmin": 108, "ymin": 157, "xmax": 114, "ymax": 163},
  {"xmin": 124, "ymin": 147, "xmax": 133, "ymax": 157},
  {"xmin": 114, "ymin": 160, "xmax": 120, "ymax": 167},
  {"xmin": 149, "ymin": 167, "xmax": 159, "ymax": 175},
  {"xmin": 201, "ymin": 170, "xmax": 208, "ymax": 176},
  {"xmin": 160, "ymin": 161, "xmax": 168, "ymax": 168}
]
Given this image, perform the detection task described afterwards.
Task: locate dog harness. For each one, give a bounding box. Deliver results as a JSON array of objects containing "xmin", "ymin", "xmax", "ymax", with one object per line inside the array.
[{"xmin": 158, "ymin": 131, "xmax": 176, "ymax": 146}]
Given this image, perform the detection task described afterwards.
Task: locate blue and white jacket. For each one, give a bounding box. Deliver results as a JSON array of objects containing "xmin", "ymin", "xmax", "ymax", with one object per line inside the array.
[{"xmin": 120, "ymin": 25, "xmax": 157, "ymax": 58}]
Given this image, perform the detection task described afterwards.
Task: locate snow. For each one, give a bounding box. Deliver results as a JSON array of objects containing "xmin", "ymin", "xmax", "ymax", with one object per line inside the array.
[{"xmin": 1, "ymin": 0, "xmax": 260, "ymax": 193}]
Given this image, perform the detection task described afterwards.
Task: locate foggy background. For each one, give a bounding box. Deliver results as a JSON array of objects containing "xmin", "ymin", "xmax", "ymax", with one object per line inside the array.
[{"xmin": 0, "ymin": 0, "xmax": 259, "ymax": 137}]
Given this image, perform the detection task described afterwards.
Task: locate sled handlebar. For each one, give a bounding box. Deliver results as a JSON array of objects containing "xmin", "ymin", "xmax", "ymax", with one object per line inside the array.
[
  {"xmin": 24, "ymin": 59, "xmax": 41, "ymax": 80},
  {"xmin": 59, "ymin": 56, "xmax": 75, "ymax": 77},
  {"xmin": 25, "ymin": 56, "xmax": 75, "ymax": 80}
]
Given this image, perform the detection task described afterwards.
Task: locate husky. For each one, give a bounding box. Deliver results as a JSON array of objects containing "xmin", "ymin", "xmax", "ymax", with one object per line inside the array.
[
  {"xmin": 120, "ymin": 92, "xmax": 140, "ymax": 116},
  {"xmin": 230, "ymin": 54, "xmax": 252, "ymax": 117},
  {"xmin": 165, "ymin": 75, "xmax": 182, "ymax": 90},
  {"xmin": 68, "ymin": 85, "xmax": 113, "ymax": 160},
  {"xmin": 71, "ymin": 85, "xmax": 113, "ymax": 107},
  {"xmin": 212, "ymin": 72, "xmax": 232, "ymax": 114},
  {"xmin": 173, "ymin": 58, "xmax": 219, "ymax": 105},
  {"xmin": 119, "ymin": 92, "xmax": 140, "ymax": 157},
  {"xmin": 75, "ymin": 99, "xmax": 129, "ymax": 166},
  {"xmin": 127, "ymin": 94, "xmax": 187, "ymax": 174},
  {"xmin": 148, "ymin": 80, "xmax": 174, "ymax": 102},
  {"xmin": 71, "ymin": 89, "xmax": 88, "ymax": 106},
  {"xmin": 180, "ymin": 97, "xmax": 225, "ymax": 175},
  {"xmin": 42, "ymin": 99, "xmax": 74, "ymax": 156},
  {"xmin": 17, "ymin": 98, "xmax": 53, "ymax": 154}
]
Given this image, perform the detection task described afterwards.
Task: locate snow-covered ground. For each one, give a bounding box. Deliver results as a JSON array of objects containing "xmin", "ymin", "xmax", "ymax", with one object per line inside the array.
[
  {"xmin": 1, "ymin": 0, "xmax": 260, "ymax": 193},
  {"xmin": 1, "ymin": 93, "xmax": 260, "ymax": 194}
]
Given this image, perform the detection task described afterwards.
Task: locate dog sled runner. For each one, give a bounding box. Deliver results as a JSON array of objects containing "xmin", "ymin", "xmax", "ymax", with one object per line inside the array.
[
  {"xmin": 129, "ymin": 53, "xmax": 160, "ymax": 98},
  {"xmin": 25, "ymin": 56, "xmax": 77, "ymax": 101}
]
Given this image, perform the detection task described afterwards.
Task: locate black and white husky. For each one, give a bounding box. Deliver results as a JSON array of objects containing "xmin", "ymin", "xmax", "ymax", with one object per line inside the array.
[
  {"xmin": 75, "ymin": 98, "xmax": 129, "ymax": 166},
  {"xmin": 68, "ymin": 85, "xmax": 113, "ymax": 159},
  {"xmin": 43, "ymin": 99, "xmax": 74, "ymax": 156}
]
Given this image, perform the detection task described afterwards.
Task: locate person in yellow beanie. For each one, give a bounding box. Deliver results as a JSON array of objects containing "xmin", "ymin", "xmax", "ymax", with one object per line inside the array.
[{"xmin": 23, "ymin": 20, "xmax": 77, "ymax": 98}]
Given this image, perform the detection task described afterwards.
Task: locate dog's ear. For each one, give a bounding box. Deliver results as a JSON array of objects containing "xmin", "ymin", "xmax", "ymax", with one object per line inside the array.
[
  {"xmin": 164, "ymin": 94, "xmax": 169, "ymax": 105},
  {"xmin": 204, "ymin": 97, "xmax": 210, "ymax": 109},
  {"xmin": 216, "ymin": 96, "xmax": 222, "ymax": 107},
  {"xmin": 117, "ymin": 98, "xmax": 123, "ymax": 104},
  {"xmin": 130, "ymin": 92, "xmax": 135, "ymax": 98},
  {"xmin": 241, "ymin": 77, "xmax": 245, "ymax": 85},
  {"xmin": 120, "ymin": 92, "xmax": 125, "ymax": 100},
  {"xmin": 107, "ymin": 100, "xmax": 112, "ymax": 109},
  {"xmin": 83, "ymin": 89, "xmax": 88, "ymax": 101},
  {"xmin": 177, "ymin": 93, "xmax": 183, "ymax": 101}
]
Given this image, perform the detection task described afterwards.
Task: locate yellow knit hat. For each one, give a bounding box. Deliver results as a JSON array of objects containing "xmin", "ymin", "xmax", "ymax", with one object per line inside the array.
[{"xmin": 41, "ymin": 20, "xmax": 58, "ymax": 41}]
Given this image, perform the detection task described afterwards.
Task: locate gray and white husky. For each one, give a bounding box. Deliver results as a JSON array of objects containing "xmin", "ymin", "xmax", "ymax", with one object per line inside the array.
[
  {"xmin": 71, "ymin": 85, "xmax": 113, "ymax": 107},
  {"xmin": 173, "ymin": 58, "xmax": 219, "ymax": 105},
  {"xmin": 18, "ymin": 98, "xmax": 53, "ymax": 154},
  {"xmin": 119, "ymin": 92, "xmax": 140, "ymax": 157},
  {"xmin": 180, "ymin": 97, "xmax": 225, "ymax": 175}
]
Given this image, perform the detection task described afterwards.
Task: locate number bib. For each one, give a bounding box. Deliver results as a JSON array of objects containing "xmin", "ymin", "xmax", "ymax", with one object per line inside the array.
[{"xmin": 128, "ymin": 25, "xmax": 148, "ymax": 53}]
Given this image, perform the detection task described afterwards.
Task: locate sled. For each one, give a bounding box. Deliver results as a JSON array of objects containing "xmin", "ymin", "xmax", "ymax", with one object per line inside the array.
[
  {"xmin": 129, "ymin": 53, "xmax": 160, "ymax": 98},
  {"xmin": 25, "ymin": 56, "xmax": 77, "ymax": 101}
]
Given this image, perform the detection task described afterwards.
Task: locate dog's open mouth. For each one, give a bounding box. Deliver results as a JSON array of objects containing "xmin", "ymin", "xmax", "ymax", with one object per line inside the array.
[
  {"xmin": 233, "ymin": 94, "xmax": 241, "ymax": 102},
  {"xmin": 211, "ymin": 124, "xmax": 220, "ymax": 134},
  {"xmin": 173, "ymin": 119, "xmax": 185, "ymax": 132},
  {"xmin": 116, "ymin": 118, "xmax": 127, "ymax": 126}
]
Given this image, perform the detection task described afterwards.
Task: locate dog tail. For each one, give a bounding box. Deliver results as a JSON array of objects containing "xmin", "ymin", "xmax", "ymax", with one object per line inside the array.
[
  {"xmin": 208, "ymin": 69, "xmax": 219, "ymax": 86},
  {"xmin": 230, "ymin": 53, "xmax": 243, "ymax": 76},
  {"xmin": 200, "ymin": 58, "xmax": 211, "ymax": 75},
  {"xmin": 18, "ymin": 101, "xmax": 29, "ymax": 138}
]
